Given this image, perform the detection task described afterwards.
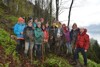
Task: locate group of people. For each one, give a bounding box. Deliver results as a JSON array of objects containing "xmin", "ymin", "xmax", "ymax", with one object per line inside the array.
[{"xmin": 13, "ymin": 17, "xmax": 90, "ymax": 66}]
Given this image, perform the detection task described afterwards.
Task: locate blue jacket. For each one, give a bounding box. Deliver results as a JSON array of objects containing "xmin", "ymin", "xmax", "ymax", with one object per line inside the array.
[{"xmin": 14, "ymin": 23, "xmax": 26, "ymax": 39}]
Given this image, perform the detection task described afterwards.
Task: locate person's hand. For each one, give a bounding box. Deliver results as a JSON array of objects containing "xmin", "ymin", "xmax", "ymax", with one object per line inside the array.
[
  {"xmin": 85, "ymin": 50, "xmax": 87, "ymax": 52},
  {"xmin": 21, "ymin": 32, "xmax": 23, "ymax": 34},
  {"xmin": 50, "ymin": 36, "xmax": 53, "ymax": 39},
  {"xmin": 32, "ymin": 27, "xmax": 34, "ymax": 30}
]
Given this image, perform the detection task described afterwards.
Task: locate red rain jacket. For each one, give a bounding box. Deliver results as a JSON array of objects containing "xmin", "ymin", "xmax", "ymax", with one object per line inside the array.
[{"xmin": 76, "ymin": 29, "xmax": 90, "ymax": 50}]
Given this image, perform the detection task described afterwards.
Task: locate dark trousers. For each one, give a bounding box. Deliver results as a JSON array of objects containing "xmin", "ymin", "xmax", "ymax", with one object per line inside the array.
[
  {"xmin": 74, "ymin": 48, "xmax": 87, "ymax": 65},
  {"xmin": 44, "ymin": 42, "xmax": 50, "ymax": 55},
  {"xmin": 16, "ymin": 39, "xmax": 25, "ymax": 54},
  {"xmin": 35, "ymin": 44, "xmax": 42, "ymax": 60},
  {"xmin": 49, "ymin": 38, "xmax": 55, "ymax": 52}
]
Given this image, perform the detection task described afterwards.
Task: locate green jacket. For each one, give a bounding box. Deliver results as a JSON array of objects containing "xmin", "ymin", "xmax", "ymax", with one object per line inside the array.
[{"xmin": 34, "ymin": 28, "xmax": 43, "ymax": 44}]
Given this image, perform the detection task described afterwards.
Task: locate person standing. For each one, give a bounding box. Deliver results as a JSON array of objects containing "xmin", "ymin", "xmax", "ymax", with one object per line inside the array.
[
  {"xmin": 33, "ymin": 18, "xmax": 38, "ymax": 30},
  {"xmin": 54, "ymin": 23, "xmax": 63, "ymax": 55},
  {"xmin": 70, "ymin": 23, "xmax": 80, "ymax": 54},
  {"xmin": 23, "ymin": 20, "xmax": 34, "ymax": 63},
  {"xmin": 49, "ymin": 23, "xmax": 56, "ymax": 52},
  {"xmin": 42, "ymin": 24, "xmax": 49, "ymax": 56},
  {"xmin": 34, "ymin": 22, "xmax": 43, "ymax": 61},
  {"xmin": 45, "ymin": 23, "xmax": 50, "ymax": 32},
  {"xmin": 73, "ymin": 28, "xmax": 90, "ymax": 66},
  {"xmin": 40, "ymin": 18, "xmax": 44, "ymax": 26},
  {"xmin": 14, "ymin": 17, "xmax": 26, "ymax": 54},
  {"xmin": 64, "ymin": 26, "xmax": 72, "ymax": 55}
]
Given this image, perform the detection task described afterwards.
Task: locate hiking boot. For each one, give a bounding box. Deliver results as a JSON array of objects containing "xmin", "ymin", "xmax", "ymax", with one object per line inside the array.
[
  {"xmin": 70, "ymin": 61, "xmax": 77, "ymax": 65},
  {"xmin": 24, "ymin": 54, "xmax": 28, "ymax": 58},
  {"xmin": 83, "ymin": 65, "xmax": 87, "ymax": 67}
]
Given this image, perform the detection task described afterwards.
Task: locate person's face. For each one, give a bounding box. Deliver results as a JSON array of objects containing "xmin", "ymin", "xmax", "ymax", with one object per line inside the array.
[
  {"xmin": 46, "ymin": 23, "xmax": 49, "ymax": 27},
  {"xmin": 38, "ymin": 24, "xmax": 41, "ymax": 28},
  {"xmin": 28, "ymin": 22, "xmax": 32, "ymax": 27},
  {"xmin": 66, "ymin": 27, "xmax": 68, "ymax": 31},
  {"xmin": 73, "ymin": 24, "xmax": 77, "ymax": 29},
  {"xmin": 80, "ymin": 28, "xmax": 84, "ymax": 33},
  {"xmin": 42, "ymin": 25, "xmax": 45, "ymax": 30},
  {"xmin": 62, "ymin": 25, "xmax": 66, "ymax": 28},
  {"xmin": 41, "ymin": 19, "xmax": 44, "ymax": 23},
  {"xmin": 30, "ymin": 19, "xmax": 33, "ymax": 22},
  {"xmin": 35, "ymin": 19, "xmax": 38, "ymax": 23},
  {"xmin": 20, "ymin": 20, "xmax": 24, "ymax": 23}
]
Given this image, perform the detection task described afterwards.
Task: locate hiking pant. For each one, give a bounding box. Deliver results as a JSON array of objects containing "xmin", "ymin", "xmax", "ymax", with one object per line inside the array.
[
  {"xmin": 74, "ymin": 48, "xmax": 87, "ymax": 65},
  {"xmin": 71, "ymin": 41, "xmax": 77, "ymax": 59},
  {"xmin": 66, "ymin": 42, "xmax": 72, "ymax": 54},
  {"xmin": 44, "ymin": 42, "xmax": 50, "ymax": 55},
  {"xmin": 16, "ymin": 39, "xmax": 25, "ymax": 54},
  {"xmin": 24, "ymin": 41, "xmax": 34, "ymax": 55},
  {"xmin": 49, "ymin": 37, "xmax": 55, "ymax": 52},
  {"xmin": 55, "ymin": 37, "xmax": 62, "ymax": 55},
  {"xmin": 35, "ymin": 44, "xmax": 42, "ymax": 60}
]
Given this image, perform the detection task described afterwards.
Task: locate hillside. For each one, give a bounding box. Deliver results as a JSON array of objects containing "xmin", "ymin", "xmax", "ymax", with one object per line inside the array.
[{"xmin": 0, "ymin": 28, "xmax": 100, "ymax": 67}]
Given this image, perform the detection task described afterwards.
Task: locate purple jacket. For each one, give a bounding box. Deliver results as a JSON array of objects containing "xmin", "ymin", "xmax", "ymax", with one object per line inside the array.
[{"xmin": 64, "ymin": 31, "xmax": 70, "ymax": 42}]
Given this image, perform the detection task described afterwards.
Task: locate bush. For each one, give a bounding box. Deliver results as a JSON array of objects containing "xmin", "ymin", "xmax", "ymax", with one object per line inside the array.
[
  {"xmin": 5, "ymin": 15, "xmax": 18, "ymax": 23},
  {"xmin": 0, "ymin": 29, "xmax": 21, "ymax": 66}
]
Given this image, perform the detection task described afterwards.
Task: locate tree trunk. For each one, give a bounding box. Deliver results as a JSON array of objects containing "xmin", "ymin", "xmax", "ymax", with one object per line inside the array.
[
  {"xmin": 50, "ymin": 0, "xmax": 52, "ymax": 25},
  {"xmin": 68, "ymin": 0, "xmax": 74, "ymax": 28},
  {"xmin": 56, "ymin": 0, "xmax": 59, "ymax": 21}
]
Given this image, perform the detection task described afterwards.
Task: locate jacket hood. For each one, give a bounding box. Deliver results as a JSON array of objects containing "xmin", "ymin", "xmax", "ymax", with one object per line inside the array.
[{"xmin": 79, "ymin": 29, "xmax": 87, "ymax": 35}]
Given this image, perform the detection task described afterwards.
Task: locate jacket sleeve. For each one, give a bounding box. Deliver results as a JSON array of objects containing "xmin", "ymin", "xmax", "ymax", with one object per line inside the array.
[
  {"xmin": 70, "ymin": 30, "xmax": 73, "ymax": 41},
  {"xmin": 75, "ymin": 36, "xmax": 78, "ymax": 48},
  {"xmin": 84, "ymin": 34, "xmax": 90, "ymax": 50},
  {"xmin": 23, "ymin": 27, "xmax": 26, "ymax": 38},
  {"xmin": 34, "ymin": 30, "xmax": 38, "ymax": 38},
  {"xmin": 14, "ymin": 24, "xmax": 20, "ymax": 35}
]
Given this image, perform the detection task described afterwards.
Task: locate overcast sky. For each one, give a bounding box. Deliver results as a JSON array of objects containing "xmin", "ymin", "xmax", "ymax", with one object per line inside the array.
[{"xmin": 59, "ymin": 0, "xmax": 100, "ymax": 26}]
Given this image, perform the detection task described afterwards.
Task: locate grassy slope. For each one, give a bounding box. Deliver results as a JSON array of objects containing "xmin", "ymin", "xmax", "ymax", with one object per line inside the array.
[
  {"xmin": 79, "ymin": 54, "xmax": 100, "ymax": 67},
  {"xmin": 0, "ymin": 29, "xmax": 72, "ymax": 67}
]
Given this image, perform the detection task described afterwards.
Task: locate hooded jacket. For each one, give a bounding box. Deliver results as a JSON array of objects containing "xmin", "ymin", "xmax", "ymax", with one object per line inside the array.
[
  {"xmin": 34, "ymin": 28, "xmax": 43, "ymax": 44},
  {"xmin": 75, "ymin": 29, "xmax": 90, "ymax": 50},
  {"xmin": 64, "ymin": 31, "xmax": 70, "ymax": 42},
  {"xmin": 62, "ymin": 26, "xmax": 70, "ymax": 42},
  {"xmin": 14, "ymin": 23, "xmax": 26, "ymax": 39}
]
